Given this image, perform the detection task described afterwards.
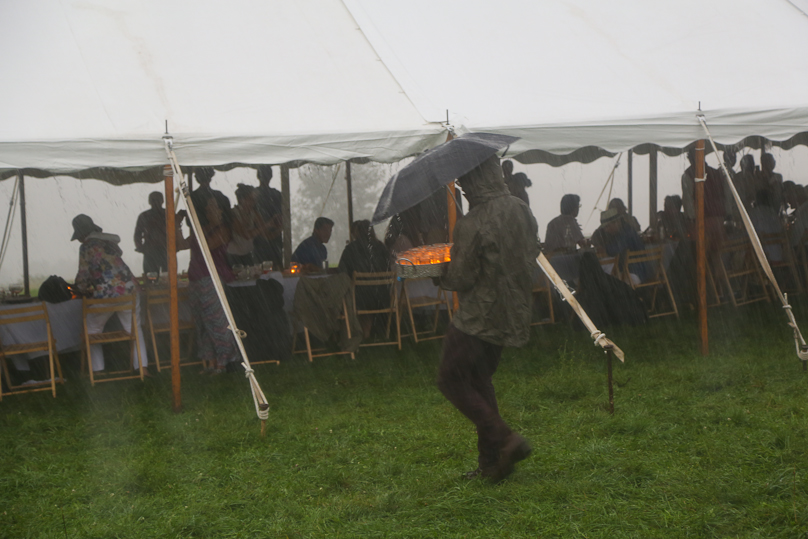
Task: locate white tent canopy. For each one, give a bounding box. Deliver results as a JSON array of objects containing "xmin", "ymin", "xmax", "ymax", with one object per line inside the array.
[
  {"xmin": 345, "ymin": 0, "xmax": 808, "ymax": 157},
  {"xmin": 0, "ymin": 0, "xmax": 447, "ymax": 177},
  {"xmin": 3, "ymin": 0, "xmax": 808, "ymax": 176}
]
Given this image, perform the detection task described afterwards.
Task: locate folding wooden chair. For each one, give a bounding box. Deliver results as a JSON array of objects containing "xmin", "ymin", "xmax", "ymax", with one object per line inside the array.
[
  {"xmin": 0, "ymin": 302, "xmax": 63, "ymax": 400},
  {"xmin": 81, "ymin": 295, "xmax": 145, "ymax": 385},
  {"xmin": 351, "ymin": 271, "xmax": 401, "ymax": 350},
  {"xmin": 598, "ymin": 255, "xmax": 622, "ymax": 280},
  {"xmin": 795, "ymin": 231, "xmax": 808, "ymax": 292},
  {"xmin": 717, "ymin": 238, "xmax": 770, "ymax": 307},
  {"xmin": 292, "ymin": 299, "xmax": 356, "ymax": 362},
  {"xmin": 145, "ymin": 287, "xmax": 197, "ymax": 372},
  {"xmin": 622, "ymin": 246, "xmax": 678, "ymax": 319},
  {"xmin": 530, "ymin": 270, "xmax": 555, "ymax": 326},
  {"xmin": 398, "ymin": 277, "xmax": 453, "ymax": 343},
  {"xmin": 759, "ymin": 232, "xmax": 803, "ymax": 296}
]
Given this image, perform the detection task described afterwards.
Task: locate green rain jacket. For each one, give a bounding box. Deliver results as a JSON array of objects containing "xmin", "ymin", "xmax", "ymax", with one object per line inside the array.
[{"xmin": 442, "ymin": 156, "xmax": 540, "ymax": 347}]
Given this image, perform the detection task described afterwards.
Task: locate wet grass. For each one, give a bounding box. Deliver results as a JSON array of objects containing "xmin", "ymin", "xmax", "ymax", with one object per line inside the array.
[{"xmin": 2, "ymin": 302, "xmax": 808, "ymax": 537}]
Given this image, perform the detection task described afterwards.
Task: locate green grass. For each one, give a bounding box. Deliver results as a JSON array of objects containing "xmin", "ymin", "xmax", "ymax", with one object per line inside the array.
[{"xmin": 2, "ymin": 304, "xmax": 808, "ymax": 538}]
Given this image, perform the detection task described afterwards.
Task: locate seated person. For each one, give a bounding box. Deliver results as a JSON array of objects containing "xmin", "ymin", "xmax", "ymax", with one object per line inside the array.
[
  {"xmin": 748, "ymin": 189, "xmax": 784, "ymax": 262},
  {"xmin": 608, "ymin": 198, "xmax": 641, "ymax": 233},
  {"xmin": 789, "ymin": 185, "xmax": 808, "ymax": 247},
  {"xmin": 544, "ymin": 194, "xmax": 585, "ymax": 252},
  {"xmin": 71, "ymin": 214, "xmax": 149, "ymax": 374},
  {"xmin": 338, "ymin": 220, "xmax": 392, "ymax": 338},
  {"xmin": 592, "ymin": 208, "xmax": 650, "ymax": 283},
  {"xmin": 292, "ymin": 217, "xmax": 334, "ymax": 272},
  {"xmin": 227, "ymin": 184, "xmax": 268, "ymax": 267},
  {"xmin": 658, "ymin": 195, "xmax": 689, "ymax": 241}
]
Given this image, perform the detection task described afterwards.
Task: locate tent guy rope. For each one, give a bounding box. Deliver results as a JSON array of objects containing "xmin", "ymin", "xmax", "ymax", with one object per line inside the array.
[
  {"xmin": 583, "ymin": 152, "xmax": 623, "ymax": 230},
  {"xmin": 698, "ymin": 115, "xmax": 808, "ymax": 366},
  {"xmin": 163, "ymin": 136, "xmax": 271, "ymax": 432},
  {"xmin": 537, "ymin": 252, "xmax": 625, "ymax": 362}
]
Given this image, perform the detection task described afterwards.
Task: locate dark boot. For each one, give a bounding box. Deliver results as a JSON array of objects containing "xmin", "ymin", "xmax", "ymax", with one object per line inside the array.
[{"xmin": 481, "ymin": 433, "xmax": 531, "ymax": 483}]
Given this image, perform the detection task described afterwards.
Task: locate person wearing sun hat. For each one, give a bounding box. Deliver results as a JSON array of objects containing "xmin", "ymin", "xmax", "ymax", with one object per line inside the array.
[
  {"xmin": 591, "ymin": 208, "xmax": 649, "ymax": 283},
  {"xmin": 71, "ymin": 214, "xmax": 149, "ymax": 373}
]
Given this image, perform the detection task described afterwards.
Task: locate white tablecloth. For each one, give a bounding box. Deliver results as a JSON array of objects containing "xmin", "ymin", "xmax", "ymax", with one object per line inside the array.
[
  {"xmin": 0, "ymin": 299, "xmax": 83, "ymax": 370},
  {"xmin": 1, "ymin": 291, "xmax": 193, "ymax": 371}
]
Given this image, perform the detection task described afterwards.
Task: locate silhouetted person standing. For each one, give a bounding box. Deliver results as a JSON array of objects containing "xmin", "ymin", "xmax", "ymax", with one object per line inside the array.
[
  {"xmin": 134, "ymin": 191, "xmax": 167, "ymax": 274},
  {"xmin": 253, "ymin": 165, "xmax": 284, "ymax": 269},
  {"xmin": 190, "ymin": 167, "xmax": 231, "ymax": 225}
]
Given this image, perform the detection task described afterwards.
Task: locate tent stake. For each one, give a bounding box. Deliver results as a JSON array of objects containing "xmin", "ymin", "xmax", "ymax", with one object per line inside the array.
[{"xmin": 605, "ymin": 345, "xmax": 615, "ymax": 415}]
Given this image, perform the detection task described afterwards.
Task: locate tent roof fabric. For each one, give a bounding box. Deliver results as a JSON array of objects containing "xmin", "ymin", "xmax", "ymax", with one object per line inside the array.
[
  {"xmin": 3, "ymin": 0, "xmax": 808, "ymax": 179},
  {"xmin": 345, "ymin": 0, "xmax": 808, "ymax": 156},
  {"xmin": 0, "ymin": 0, "xmax": 447, "ymax": 177}
]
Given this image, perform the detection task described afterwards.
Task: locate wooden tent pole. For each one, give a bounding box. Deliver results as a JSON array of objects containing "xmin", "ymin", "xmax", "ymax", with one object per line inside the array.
[
  {"xmin": 627, "ymin": 149, "xmax": 633, "ymax": 218},
  {"xmin": 649, "ymin": 147, "xmax": 658, "ymax": 229},
  {"xmin": 445, "ymin": 133, "xmax": 459, "ymax": 310},
  {"xmin": 164, "ymin": 165, "xmax": 182, "ymax": 412},
  {"xmin": 346, "ymin": 161, "xmax": 354, "ymax": 229},
  {"xmin": 17, "ymin": 172, "xmax": 29, "ymax": 297},
  {"xmin": 281, "ymin": 165, "xmax": 292, "ymax": 269},
  {"xmin": 695, "ymin": 140, "xmax": 708, "ymax": 356}
]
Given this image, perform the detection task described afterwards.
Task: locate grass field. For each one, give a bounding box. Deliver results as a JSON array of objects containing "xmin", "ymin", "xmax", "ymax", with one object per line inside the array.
[{"xmin": 1, "ymin": 304, "xmax": 807, "ymax": 538}]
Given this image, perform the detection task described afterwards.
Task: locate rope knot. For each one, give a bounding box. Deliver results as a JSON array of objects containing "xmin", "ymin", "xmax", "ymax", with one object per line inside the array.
[
  {"xmin": 227, "ymin": 326, "xmax": 248, "ymax": 338},
  {"xmin": 591, "ymin": 331, "xmax": 607, "ymax": 346}
]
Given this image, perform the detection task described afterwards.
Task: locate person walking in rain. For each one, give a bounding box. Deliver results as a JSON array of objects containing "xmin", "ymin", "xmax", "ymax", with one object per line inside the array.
[{"xmin": 438, "ymin": 155, "xmax": 539, "ymax": 483}]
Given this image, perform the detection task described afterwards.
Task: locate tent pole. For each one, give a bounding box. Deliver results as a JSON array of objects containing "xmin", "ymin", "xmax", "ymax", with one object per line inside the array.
[
  {"xmin": 187, "ymin": 166, "xmax": 194, "ymax": 193},
  {"xmin": 695, "ymin": 140, "xmax": 708, "ymax": 356},
  {"xmin": 164, "ymin": 165, "xmax": 182, "ymax": 413},
  {"xmin": 649, "ymin": 147, "xmax": 658, "ymax": 229},
  {"xmin": 281, "ymin": 165, "xmax": 292, "ymax": 269},
  {"xmin": 346, "ymin": 161, "xmax": 354, "ymax": 229},
  {"xmin": 17, "ymin": 172, "xmax": 29, "ymax": 297},
  {"xmin": 445, "ymin": 132, "xmax": 459, "ymax": 310},
  {"xmin": 627, "ymin": 149, "xmax": 633, "ymax": 217}
]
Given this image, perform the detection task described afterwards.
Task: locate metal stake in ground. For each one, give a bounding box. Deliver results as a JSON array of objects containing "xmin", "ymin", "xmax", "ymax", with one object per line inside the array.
[{"xmin": 604, "ymin": 344, "xmax": 615, "ymax": 415}]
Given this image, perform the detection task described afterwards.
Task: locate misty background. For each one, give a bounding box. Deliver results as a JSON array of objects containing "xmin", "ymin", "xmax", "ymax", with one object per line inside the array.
[{"xmin": 1, "ymin": 145, "xmax": 806, "ymax": 289}]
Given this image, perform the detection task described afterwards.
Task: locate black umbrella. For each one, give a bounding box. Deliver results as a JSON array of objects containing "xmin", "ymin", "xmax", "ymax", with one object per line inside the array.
[{"xmin": 371, "ymin": 132, "xmax": 520, "ymax": 224}]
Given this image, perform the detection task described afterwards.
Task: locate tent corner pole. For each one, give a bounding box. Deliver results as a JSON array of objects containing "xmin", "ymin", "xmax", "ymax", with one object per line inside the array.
[
  {"xmin": 627, "ymin": 149, "xmax": 633, "ymax": 218},
  {"xmin": 17, "ymin": 173, "xmax": 29, "ymax": 297},
  {"xmin": 164, "ymin": 165, "xmax": 182, "ymax": 413},
  {"xmin": 649, "ymin": 148, "xmax": 658, "ymax": 229},
  {"xmin": 281, "ymin": 165, "xmax": 292, "ymax": 269},
  {"xmin": 695, "ymin": 140, "xmax": 708, "ymax": 356},
  {"xmin": 346, "ymin": 161, "xmax": 354, "ymax": 229},
  {"xmin": 445, "ymin": 132, "xmax": 459, "ymax": 311}
]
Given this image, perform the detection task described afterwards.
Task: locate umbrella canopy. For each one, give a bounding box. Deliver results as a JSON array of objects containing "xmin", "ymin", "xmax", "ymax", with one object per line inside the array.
[{"xmin": 371, "ymin": 132, "xmax": 519, "ymax": 224}]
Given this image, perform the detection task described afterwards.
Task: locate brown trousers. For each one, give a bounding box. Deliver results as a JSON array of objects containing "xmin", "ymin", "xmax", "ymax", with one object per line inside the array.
[{"xmin": 437, "ymin": 324, "xmax": 512, "ymax": 469}]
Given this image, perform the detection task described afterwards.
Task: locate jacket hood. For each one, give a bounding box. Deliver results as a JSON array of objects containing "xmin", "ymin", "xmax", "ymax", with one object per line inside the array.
[
  {"xmin": 86, "ymin": 231, "xmax": 123, "ymax": 257},
  {"xmin": 457, "ymin": 155, "xmax": 510, "ymax": 208},
  {"xmin": 87, "ymin": 231, "xmax": 121, "ymax": 244}
]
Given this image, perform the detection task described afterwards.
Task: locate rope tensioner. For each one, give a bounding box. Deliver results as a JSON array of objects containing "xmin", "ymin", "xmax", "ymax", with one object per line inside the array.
[
  {"xmin": 698, "ymin": 116, "xmax": 808, "ymax": 366},
  {"xmin": 163, "ymin": 135, "xmax": 271, "ymax": 430}
]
